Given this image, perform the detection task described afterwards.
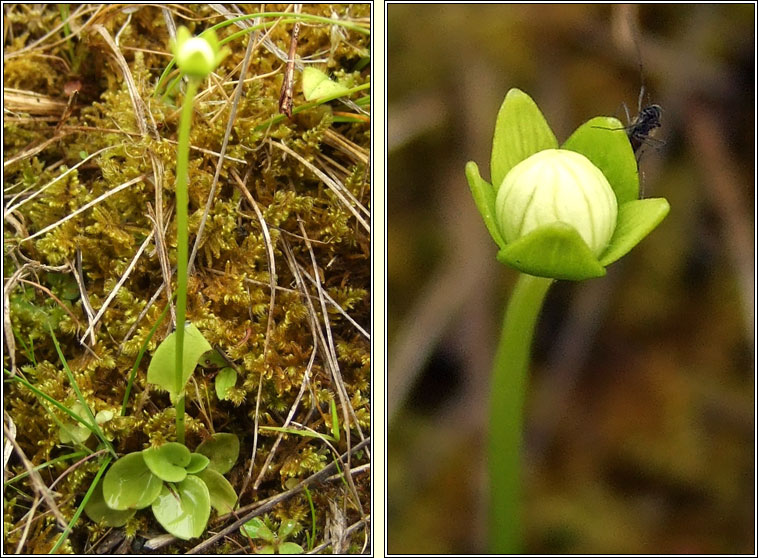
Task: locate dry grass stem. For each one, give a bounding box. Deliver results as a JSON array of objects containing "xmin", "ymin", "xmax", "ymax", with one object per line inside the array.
[
  {"xmin": 79, "ymin": 229, "xmax": 155, "ymax": 343},
  {"xmin": 270, "ymin": 139, "xmax": 370, "ymax": 230},
  {"xmin": 230, "ymin": 169, "xmax": 278, "ymax": 499}
]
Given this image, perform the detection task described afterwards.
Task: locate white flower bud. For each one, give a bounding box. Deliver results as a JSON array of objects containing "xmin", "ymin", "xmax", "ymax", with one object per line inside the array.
[
  {"xmin": 177, "ymin": 37, "xmax": 216, "ymax": 76},
  {"xmin": 496, "ymin": 149, "xmax": 617, "ymax": 256},
  {"xmin": 172, "ymin": 27, "xmax": 228, "ymax": 80}
]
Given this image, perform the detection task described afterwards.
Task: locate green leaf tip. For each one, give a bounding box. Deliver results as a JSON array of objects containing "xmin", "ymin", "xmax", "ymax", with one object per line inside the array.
[{"xmin": 302, "ymin": 67, "xmax": 350, "ymax": 101}]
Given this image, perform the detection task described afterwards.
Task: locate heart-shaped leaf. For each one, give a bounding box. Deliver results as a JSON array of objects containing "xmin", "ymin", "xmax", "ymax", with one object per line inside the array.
[
  {"xmin": 196, "ymin": 468, "xmax": 238, "ymax": 513},
  {"xmin": 103, "ymin": 452, "xmax": 162, "ymax": 510},
  {"xmin": 196, "ymin": 432, "xmax": 239, "ymax": 475},
  {"xmin": 147, "ymin": 323, "xmax": 212, "ymax": 401},
  {"xmin": 185, "ymin": 452, "xmax": 210, "ymax": 474},
  {"xmin": 143, "ymin": 442, "xmax": 191, "ymax": 483},
  {"xmin": 214, "ymin": 367, "xmax": 237, "ymax": 400},
  {"xmin": 151, "ymin": 475, "xmax": 210, "ymax": 540}
]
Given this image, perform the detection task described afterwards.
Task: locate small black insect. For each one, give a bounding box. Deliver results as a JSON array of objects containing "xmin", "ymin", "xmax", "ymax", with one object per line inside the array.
[
  {"xmin": 616, "ymin": 7, "xmax": 664, "ymax": 157},
  {"xmin": 623, "ymin": 89, "xmax": 663, "ymax": 155}
]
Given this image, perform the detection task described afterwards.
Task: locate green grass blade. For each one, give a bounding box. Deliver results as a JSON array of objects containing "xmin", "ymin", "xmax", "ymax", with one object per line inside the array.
[
  {"xmin": 49, "ymin": 456, "xmax": 112, "ymax": 554},
  {"xmin": 48, "ymin": 326, "xmax": 115, "ymax": 457}
]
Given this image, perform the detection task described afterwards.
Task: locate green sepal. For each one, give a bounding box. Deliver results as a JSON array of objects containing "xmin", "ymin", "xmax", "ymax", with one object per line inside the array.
[
  {"xmin": 599, "ymin": 198, "xmax": 671, "ymax": 267},
  {"xmin": 278, "ymin": 518, "xmax": 298, "ymax": 539},
  {"xmin": 200, "ymin": 349, "xmax": 227, "ymax": 369},
  {"xmin": 497, "ymin": 222, "xmax": 606, "ymax": 280},
  {"xmin": 562, "ymin": 116, "xmax": 639, "ymax": 205},
  {"xmin": 490, "ymin": 88, "xmax": 558, "ymax": 191},
  {"xmin": 465, "ymin": 161, "xmax": 506, "ymax": 249}
]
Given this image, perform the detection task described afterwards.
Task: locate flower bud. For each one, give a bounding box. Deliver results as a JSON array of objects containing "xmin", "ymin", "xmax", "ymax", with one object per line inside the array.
[
  {"xmin": 495, "ymin": 149, "xmax": 617, "ymax": 257},
  {"xmin": 172, "ymin": 27, "xmax": 228, "ymax": 79}
]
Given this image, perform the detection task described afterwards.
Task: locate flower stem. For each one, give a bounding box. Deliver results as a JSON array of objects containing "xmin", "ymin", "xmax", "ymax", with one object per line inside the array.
[
  {"xmin": 174, "ymin": 78, "xmax": 199, "ymax": 445},
  {"xmin": 488, "ymin": 273, "xmax": 553, "ymax": 553}
]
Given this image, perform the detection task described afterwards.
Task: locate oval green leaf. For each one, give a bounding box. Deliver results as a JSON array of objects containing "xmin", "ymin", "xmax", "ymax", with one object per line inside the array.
[
  {"xmin": 241, "ymin": 517, "xmax": 276, "ymax": 542},
  {"xmin": 279, "ymin": 542, "xmax": 305, "ymax": 554},
  {"xmin": 151, "ymin": 476, "xmax": 211, "ymax": 540},
  {"xmin": 490, "ymin": 88, "xmax": 558, "ymax": 192},
  {"xmin": 143, "ymin": 442, "xmax": 191, "ymax": 483},
  {"xmin": 84, "ymin": 477, "xmax": 136, "ymax": 527},
  {"xmin": 278, "ymin": 518, "xmax": 297, "ymax": 539},
  {"xmin": 599, "ymin": 198, "xmax": 671, "ymax": 267},
  {"xmin": 102, "ymin": 452, "xmax": 163, "ymax": 510},
  {"xmin": 59, "ymin": 422, "xmax": 92, "ymax": 444},
  {"xmin": 186, "ymin": 452, "xmax": 210, "ymax": 474},
  {"xmin": 147, "ymin": 323, "xmax": 212, "ymax": 400},
  {"xmin": 215, "ymin": 367, "xmax": 237, "ymax": 400},
  {"xmin": 562, "ymin": 116, "xmax": 639, "ymax": 206},
  {"xmin": 200, "ymin": 349, "xmax": 227, "ymax": 369},
  {"xmin": 196, "ymin": 468, "xmax": 238, "ymax": 513},
  {"xmin": 196, "ymin": 432, "xmax": 240, "ymax": 475},
  {"xmin": 59, "ymin": 402, "xmax": 94, "ymax": 444},
  {"xmin": 496, "ymin": 221, "xmax": 606, "ymax": 281}
]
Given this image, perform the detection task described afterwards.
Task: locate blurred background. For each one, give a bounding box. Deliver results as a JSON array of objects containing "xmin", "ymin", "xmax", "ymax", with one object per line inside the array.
[{"xmin": 387, "ymin": 4, "xmax": 754, "ymax": 554}]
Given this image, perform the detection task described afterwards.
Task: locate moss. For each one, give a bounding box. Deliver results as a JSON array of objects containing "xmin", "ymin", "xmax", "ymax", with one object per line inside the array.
[{"xmin": 4, "ymin": 4, "xmax": 370, "ymax": 553}]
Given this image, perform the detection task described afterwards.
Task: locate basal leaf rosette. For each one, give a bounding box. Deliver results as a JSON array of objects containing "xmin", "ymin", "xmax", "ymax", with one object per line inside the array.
[{"xmin": 465, "ymin": 88, "xmax": 670, "ymax": 281}]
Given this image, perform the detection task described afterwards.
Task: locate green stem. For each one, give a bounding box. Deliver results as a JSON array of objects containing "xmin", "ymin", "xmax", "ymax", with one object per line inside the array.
[
  {"xmin": 174, "ymin": 78, "xmax": 199, "ymax": 445},
  {"xmin": 488, "ymin": 273, "xmax": 553, "ymax": 553}
]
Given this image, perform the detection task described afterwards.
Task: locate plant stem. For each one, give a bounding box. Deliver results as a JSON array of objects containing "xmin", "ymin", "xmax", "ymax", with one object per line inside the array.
[
  {"xmin": 488, "ymin": 273, "xmax": 553, "ymax": 553},
  {"xmin": 174, "ymin": 78, "xmax": 199, "ymax": 445}
]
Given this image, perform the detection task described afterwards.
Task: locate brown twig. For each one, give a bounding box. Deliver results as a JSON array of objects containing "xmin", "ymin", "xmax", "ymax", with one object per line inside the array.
[
  {"xmin": 182, "ymin": 437, "xmax": 370, "ymax": 555},
  {"xmin": 278, "ymin": 15, "xmax": 301, "ymax": 118}
]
